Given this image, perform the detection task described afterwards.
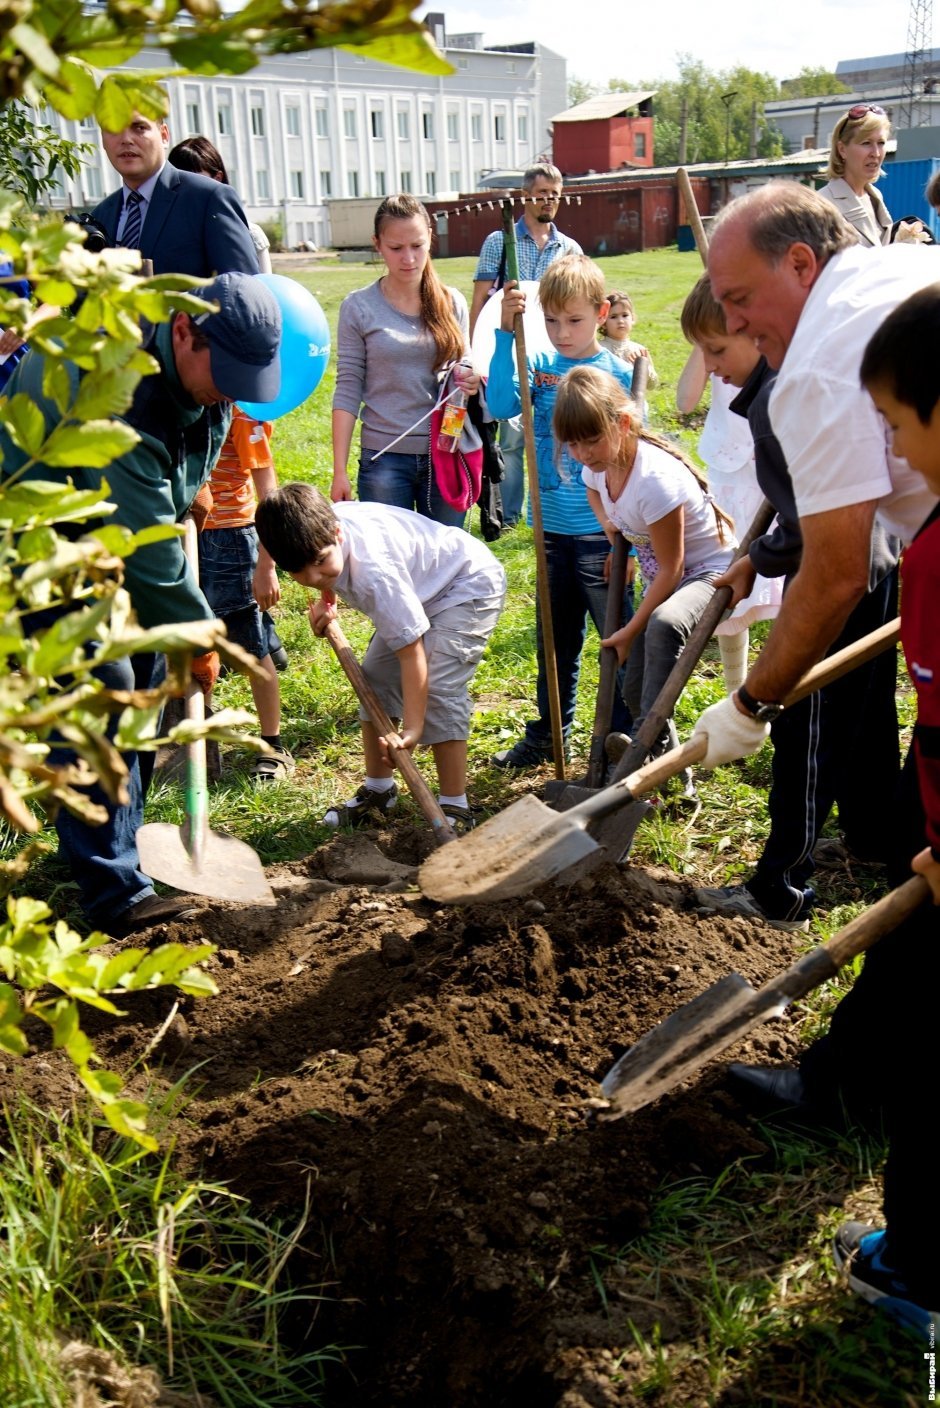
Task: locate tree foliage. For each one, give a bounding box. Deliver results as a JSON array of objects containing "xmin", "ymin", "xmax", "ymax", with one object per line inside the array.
[
  {"xmin": 575, "ymin": 54, "xmax": 850, "ymax": 164},
  {"xmin": 0, "ymin": 0, "xmax": 449, "ymax": 1145},
  {"xmin": 780, "ymin": 66, "xmax": 849, "ymax": 99},
  {"xmin": 0, "ymin": 104, "xmax": 91, "ymax": 204}
]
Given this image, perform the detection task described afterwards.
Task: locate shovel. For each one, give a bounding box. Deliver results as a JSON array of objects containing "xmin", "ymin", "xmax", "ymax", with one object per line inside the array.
[
  {"xmin": 324, "ymin": 619, "xmax": 456, "ymax": 846},
  {"xmin": 549, "ymin": 497, "xmax": 776, "ymax": 825},
  {"xmin": 599, "ymin": 875, "xmax": 929, "ymax": 1118},
  {"xmin": 418, "ymin": 618, "xmax": 900, "ymax": 904},
  {"xmin": 137, "ymin": 520, "xmax": 275, "ymax": 905}
]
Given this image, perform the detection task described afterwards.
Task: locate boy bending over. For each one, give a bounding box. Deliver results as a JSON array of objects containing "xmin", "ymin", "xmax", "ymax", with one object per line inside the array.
[{"xmin": 255, "ymin": 485, "xmax": 505, "ymax": 831}]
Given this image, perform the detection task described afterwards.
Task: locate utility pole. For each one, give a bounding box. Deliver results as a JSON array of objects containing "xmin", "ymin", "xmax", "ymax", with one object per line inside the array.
[
  {"xmin": 721, "ymin": 90, "xmax": 737, "ymax": 163},
  {"xmin": 902, "ymin": 0, "xmax": 933, "ymax": 128}
]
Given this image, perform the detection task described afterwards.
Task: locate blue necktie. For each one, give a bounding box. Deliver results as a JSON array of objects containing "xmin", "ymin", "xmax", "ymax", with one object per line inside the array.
[{"xmin": 119, "ymin": 190, "xmax": 143, "ymax": 249}]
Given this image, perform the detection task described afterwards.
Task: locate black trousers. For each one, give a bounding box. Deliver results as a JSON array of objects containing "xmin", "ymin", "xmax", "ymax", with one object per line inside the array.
[
  {"xmin": 802, "ymin": 746, "xmax": 940, "ymax": 1304},
  {"xmin": 747, "ymin": 568, "xmax": 900, "ymax": 921}
]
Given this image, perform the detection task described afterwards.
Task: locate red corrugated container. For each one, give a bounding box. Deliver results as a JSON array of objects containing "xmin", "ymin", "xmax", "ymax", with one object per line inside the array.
[{"xmin": 432, "ymin": 177, "xmax": 711, "ymax": 259}]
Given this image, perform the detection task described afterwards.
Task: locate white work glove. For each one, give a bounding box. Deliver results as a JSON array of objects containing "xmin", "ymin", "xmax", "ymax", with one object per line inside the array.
[{"xmin": 692, "ymin": 695, "xmax": 770, "ymax": 769}]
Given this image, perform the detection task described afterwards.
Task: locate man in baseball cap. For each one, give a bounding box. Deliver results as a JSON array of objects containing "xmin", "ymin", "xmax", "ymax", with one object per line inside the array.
[{"xmin": 181, "ymin": 271, "xmax": 281, "ymax": 405}]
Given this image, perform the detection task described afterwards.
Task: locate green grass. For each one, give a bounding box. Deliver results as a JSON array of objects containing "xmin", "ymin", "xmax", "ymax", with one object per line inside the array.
[{"xmin": 0, "ymin": 1090, "xmax": 338, "ymax": 1407}]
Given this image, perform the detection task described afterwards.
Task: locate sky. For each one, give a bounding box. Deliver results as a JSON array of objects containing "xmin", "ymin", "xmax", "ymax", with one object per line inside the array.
[{"xmin": 431, "ymin": 1, "xmax": 916, "ymax": 87}]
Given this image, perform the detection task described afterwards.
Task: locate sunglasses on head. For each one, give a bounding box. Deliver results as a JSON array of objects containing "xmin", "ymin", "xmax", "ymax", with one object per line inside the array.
[{"xmin": 845, "ymin": 103, "xmax": 887, "ymax": 122}]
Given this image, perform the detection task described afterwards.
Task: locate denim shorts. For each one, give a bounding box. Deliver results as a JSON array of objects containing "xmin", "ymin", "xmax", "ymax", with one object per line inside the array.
[
  {"xmin": 198, "ymin": 525, "xmax": 266, "ymax": 660},
  {"xmin": 359, "ymin": 595, "xmax": 504, "ymax": 744}
]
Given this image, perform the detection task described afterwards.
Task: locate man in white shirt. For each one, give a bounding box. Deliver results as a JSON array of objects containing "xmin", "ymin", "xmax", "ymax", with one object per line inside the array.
[
  {"xmin": 695, "ymin": 181, "xmax": 937, "ymax": 764},
  {"xmin": 693, "ymin": 182, "xmax": 940, "ymax": 1340}
]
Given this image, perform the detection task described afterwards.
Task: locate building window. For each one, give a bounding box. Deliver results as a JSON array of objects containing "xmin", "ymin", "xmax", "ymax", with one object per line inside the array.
[
  {"xmin": 517, "ymin": 113, "xmax": 528, "ymax": 142},
  {"xmin": 315, "ymin": 105, "xmax": 329, "ymax": 137},
  {"xmin": 449, "ymin": 169, "xmax": 460, "ymax": 190},
  {"xmin": 494, "ymin": 113, "xmax": 506, "ymax": 142},
  {"xmin": 321, "ymin": 170, "xmax": 332, "ymax": 196},
  {"xmin": 217, "ymin": 103, "xmax": 233, "ymax": 136},
  {"xmin": 397, "ymin": 109, "xmax": 409, "ymax": 139},
  {"xmin": 422, "ymin": 111, "xmax": 434, "ymax": 140},
  {"xmin": 343, "ymin": 107, "xmax": 357, "ymax": 139},
  {"xmin": 348, "ymin": 170, "xmax": 359, "ymax": 197},
  {"xmin": 286, "ymin": 105, "xmax": 301, "ymax": 136},
  {"xmin": 446, "ymin": 111, "xmax": 459, "ymax": 141},
  {"xmin": 457, "ymin": 56, "xmax": 469, "ymax": 70},
  {"xmin": 251, "ymin": 105, "xmax": 265, "ymax": 137},
  {"xmin": 80, "ymin": 112, "xmax": 97, "ymax": 131},
  {"xmin": 400, "ymin": 169, "xmax": 412, "ymax": 192},
  {"xmin": 375, "ymin": 170, "xmax": 386, "ymax": 196},
  {"xmin": 471, "ymin": 112, "xmax": 482, "ymax": 142},
  {"xmin": 634, "ymin": 131, "xmax": 646, "ymax": 158},
  {"xmin": 290, "ymin": 169, "xmax": 304, "ymax": 198},
  {"xmin": 186, "ymin": 100, "xmax": 200, "ymax": 133},
  {"xmin": 370, "ymin": 109, "xmax": 384, "ymax": 139},
  {"xmin": 83, "ymin": 164, "xmax": 102, "ymax": 199},
  {"xmin": 426, "ymin": 170, "xmax": 436, "ymax": 195},
  {"xmin": 507, "ymin": 61, "xmax": 516, "ymax": 74},
  {"xmin": 256, "ymin": 169, "xmax": 270, "ymax": 199}
]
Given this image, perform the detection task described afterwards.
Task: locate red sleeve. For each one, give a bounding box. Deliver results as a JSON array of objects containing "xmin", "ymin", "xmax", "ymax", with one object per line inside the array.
[{"xmin": 901, "ymin": 515, "xmax": 940, "ymax": 855}]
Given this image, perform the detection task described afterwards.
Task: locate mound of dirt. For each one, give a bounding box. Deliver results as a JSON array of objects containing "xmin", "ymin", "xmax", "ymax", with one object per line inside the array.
[{"xmin": 3, "ymin": 831, "xmax": 812, "ymax": 1406}]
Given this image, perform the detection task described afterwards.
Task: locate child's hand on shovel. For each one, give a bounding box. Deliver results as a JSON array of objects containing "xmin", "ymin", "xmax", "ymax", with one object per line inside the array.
[
  {"xmin": 601, "ymin": 623, "xmax": 636, "ymax": 666},
  {"xmin": 309, "ymin": 590, "xmax": 337, "ymax": 637},
  {"xmin": 378, "ymin": 727, "xmax": 419, "ymax": 767},
  {"xmin": 912, "ymin": 846, "xmax": 940, "ymax": 903}
]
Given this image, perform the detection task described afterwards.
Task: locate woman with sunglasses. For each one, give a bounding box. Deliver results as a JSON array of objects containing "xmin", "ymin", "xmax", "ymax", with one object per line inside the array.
[
  {"xmin": 817, "ymin": 104, "xmax": 926, "ymax": 246},
  {"xmin": 816, "ymin": 104, "xmax": 895, "ymax": 247}
]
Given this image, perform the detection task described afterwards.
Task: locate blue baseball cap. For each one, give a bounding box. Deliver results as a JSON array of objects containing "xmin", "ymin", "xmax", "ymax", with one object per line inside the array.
[{"xmin": 191, "ymin": 273, "xmax": 282, "ymax": 403}]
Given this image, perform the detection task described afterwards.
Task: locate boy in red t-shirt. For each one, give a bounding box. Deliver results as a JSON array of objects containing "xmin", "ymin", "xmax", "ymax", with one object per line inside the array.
[{"xmin": 813, "ymin": 286, "xmax": 940, "ymax": 1343}]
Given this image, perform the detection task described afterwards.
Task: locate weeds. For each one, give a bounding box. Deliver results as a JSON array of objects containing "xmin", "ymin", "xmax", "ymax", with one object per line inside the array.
[{"xmin": 0, "ymin": 1091, "xmax": 339, "ymax": 1407}]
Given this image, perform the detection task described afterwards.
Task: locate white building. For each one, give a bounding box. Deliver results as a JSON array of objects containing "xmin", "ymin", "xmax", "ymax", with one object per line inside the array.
[{"xmin": 42, "ymin": 11, "xmax": 566, "ymax": 250}]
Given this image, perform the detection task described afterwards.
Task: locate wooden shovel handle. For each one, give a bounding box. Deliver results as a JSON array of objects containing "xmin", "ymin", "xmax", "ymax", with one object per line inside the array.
[
  {"xmin": 603, "ymin": 616, "xmax": 901, "ymax": 820},
  {"xmin": 608, "ymin": 497, "xmax": 776, "ymax": 785},
  {"xmin": 782, "ymin": 618, "xmax": 900, "ymax": 707},
  {"xmin": 677, "ymin": 168, "xmax": 709, "ymax": 265},
  {"xmin": 324, "ymin": 619, "xmax": 456, "ymax": 845},
  {"xmin": 586, "ymin": 536, "xmax": 630, "ymax": 788}
]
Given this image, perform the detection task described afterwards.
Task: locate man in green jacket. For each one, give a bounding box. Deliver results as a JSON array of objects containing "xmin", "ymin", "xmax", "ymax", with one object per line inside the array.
[{"xmin": 2, "ymin": 272, "xmax": 281, "ymax": 936}]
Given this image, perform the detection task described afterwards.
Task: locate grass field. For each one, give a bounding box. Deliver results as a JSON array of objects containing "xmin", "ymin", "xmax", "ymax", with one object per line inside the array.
[{"xmin": 14, "ymin": 246, "xmax": 925, "ymax": 1405}]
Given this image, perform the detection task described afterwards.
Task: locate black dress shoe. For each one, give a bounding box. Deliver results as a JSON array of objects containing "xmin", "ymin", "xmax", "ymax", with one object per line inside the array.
[
  {"xmin": 727, "ymin": 1063, "xmax": 816, "ymax": 1117},
  {"xmin": 105, "ymin": 894, "xmax": 201, "ymax": 940}
]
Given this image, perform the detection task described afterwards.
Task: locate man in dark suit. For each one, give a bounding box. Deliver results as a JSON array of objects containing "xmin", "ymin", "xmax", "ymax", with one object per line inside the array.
[{"xmin": 94, "ymin": 112, "xmax": 259, "ymax": 277}]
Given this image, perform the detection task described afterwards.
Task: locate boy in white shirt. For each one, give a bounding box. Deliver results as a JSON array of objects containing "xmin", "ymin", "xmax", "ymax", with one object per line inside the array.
[{"xmin": 255, "ymin": 484, "xmax": 506, "ymax": 831}]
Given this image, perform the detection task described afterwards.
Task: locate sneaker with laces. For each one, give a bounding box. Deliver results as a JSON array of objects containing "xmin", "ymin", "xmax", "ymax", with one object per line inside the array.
[
  {"xmin": 440, "ymin": 803, "xmax": 479, "ymax": 835},
  {"xmin": 324, "ymin": 782, "xmax": 399, "ymax": 828},
  {"xmin": 491, "ymin": 738, "xmax": 556, "ymax": 770},
  {"xmin": 833, "ymin": 1221, "xmax": 940, "ymax": 1342},
  {"xmin": 694, "ymin": 882, "xmax": 810, "ymax": 932}
]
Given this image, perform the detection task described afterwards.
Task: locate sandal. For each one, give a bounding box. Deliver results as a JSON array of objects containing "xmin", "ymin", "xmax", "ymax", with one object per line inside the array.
[{"xmin": 253, "ymin": 748, "xmax": 295, "ymax": 784}]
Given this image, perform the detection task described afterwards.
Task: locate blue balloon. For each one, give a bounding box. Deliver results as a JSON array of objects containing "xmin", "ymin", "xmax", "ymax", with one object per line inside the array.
[{"xmin": 237, "ymin": 273, "xmax": 330, "ymax": 421}]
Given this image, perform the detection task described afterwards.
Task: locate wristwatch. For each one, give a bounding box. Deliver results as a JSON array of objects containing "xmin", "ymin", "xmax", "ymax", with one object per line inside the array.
[{"xmin": 736, "ymin": 684, "xmax": 785, "ymax": 724}]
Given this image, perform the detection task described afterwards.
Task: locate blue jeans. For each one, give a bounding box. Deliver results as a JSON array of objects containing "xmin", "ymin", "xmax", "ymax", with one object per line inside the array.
[
  {"xmin": 497, "ymin": 417, "xmax": 525, "ymax": 526},
  {"xmin": 51, "ymin": 652, "xmax": 165, "ymax": 927},
  {"xmin": 357, "ymin": 450, "xmax": 466, "ymax": 530},
  {"xmin": 524, "ymin": 532, "xmax": 633, "ymax": 748}
]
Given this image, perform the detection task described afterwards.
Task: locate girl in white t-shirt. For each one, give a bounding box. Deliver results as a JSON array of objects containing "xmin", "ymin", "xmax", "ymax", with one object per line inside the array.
[{"xmin": 554, "ymin": 365, "xmax": 736, "ymax": 787}]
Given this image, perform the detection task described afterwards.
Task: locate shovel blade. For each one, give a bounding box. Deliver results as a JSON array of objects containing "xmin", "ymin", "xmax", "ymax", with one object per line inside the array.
[
  {"xmin": 138, "ymin": 822, "xmax": 275, "ymax": 905},
  {"xmin": 419, "ymin": 792, "xmax": 601, "ymax": 903},
  {"xmin": 598, "ymin": 973, "xmax": 782, "ymax": 1118}
]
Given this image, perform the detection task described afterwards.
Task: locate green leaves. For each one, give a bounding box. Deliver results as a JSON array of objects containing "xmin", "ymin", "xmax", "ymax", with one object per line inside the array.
[
  {"xmin": 0, "ymin": 899, "xmax": 217, "ymax": 1148},
  {"xmin": 40, "ymin": 420, "xmax": 141, "ymax": 469}
]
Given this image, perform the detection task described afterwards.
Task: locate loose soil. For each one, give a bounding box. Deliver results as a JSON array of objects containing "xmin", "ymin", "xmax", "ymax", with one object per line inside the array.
[{"xmin": 3, "ymin": 828, "xmax": 832, "ymax": 1407}]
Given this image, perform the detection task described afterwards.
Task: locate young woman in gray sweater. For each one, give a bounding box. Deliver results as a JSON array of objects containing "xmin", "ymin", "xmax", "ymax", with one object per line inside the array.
[{"xmin": 330, "ymin": 194, "xmax": 478, "ymax": 528}]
